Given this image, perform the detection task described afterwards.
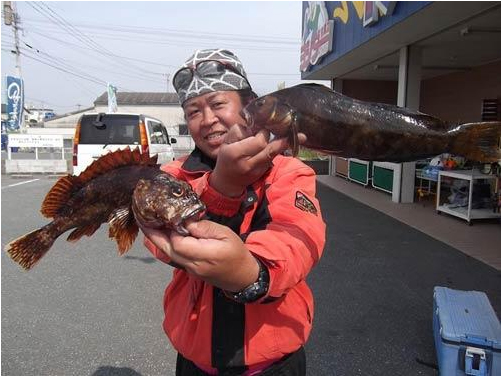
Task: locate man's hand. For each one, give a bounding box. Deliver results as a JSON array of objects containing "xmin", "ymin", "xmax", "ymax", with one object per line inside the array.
[
  {"xmin": 210, "ymin": 124, "xmax": 303, "ymax": 197},
  {"xmin": 140, "ymin": 220, "xmax": 260, "ymax": 292}
]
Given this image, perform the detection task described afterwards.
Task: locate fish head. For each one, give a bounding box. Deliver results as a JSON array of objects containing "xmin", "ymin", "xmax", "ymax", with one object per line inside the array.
[
  {"xmin": 132, "ymin": 174, "xmax": 206, "ymax": 235},
  {"xmin": 241, "ymin": 95, "xmax": 293, "ymax": 137}
]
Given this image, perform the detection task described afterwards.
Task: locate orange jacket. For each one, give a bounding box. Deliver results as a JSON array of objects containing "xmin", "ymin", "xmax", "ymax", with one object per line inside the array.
[{"xmin": 144, "ymin": 148, "xmax": 326, "ymax": 371}]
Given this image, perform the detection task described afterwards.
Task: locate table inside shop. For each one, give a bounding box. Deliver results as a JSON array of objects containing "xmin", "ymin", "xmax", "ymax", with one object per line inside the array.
[{"xmin": 416, "ymin": 169, "xmax": 438, "ymax": 203}]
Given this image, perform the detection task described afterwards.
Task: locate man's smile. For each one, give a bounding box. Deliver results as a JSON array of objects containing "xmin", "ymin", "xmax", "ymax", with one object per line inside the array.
[{"xmin": 204, "ymin": 130, "xmax": 227, "ymax": 144}]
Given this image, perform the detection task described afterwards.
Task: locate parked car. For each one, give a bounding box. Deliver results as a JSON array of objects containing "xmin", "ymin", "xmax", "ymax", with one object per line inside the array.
[{"xmin": 72, "ymin": 113, "xmax": 177, "ymax": 176}]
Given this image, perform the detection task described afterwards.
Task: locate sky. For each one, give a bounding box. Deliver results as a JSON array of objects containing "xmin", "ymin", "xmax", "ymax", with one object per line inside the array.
[{"xmin": 1, "ymin": 1, "xmax": 322, "ymax": 115}]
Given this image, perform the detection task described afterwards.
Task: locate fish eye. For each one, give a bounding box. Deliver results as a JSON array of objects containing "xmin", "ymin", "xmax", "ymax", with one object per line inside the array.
[
  {"xmin": 255, "ymin": 98, "xmax": 266, "ymax": 107},
  {"xmin": 171, "ymin": 186, "xmax": 184, "ymax": 197}
]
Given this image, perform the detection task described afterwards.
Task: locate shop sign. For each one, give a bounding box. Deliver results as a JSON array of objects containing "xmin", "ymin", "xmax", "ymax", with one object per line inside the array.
[
  {"xmin": 301, "ymin": 1, "xmax": 334, "ymax": 72},
  {"xmin": 8, "ymin": 134, "xmax": 64, "ymax": 148},
  {"xmin": 6, "ymin": 75, "xmax": 24, "ymax": 131}
]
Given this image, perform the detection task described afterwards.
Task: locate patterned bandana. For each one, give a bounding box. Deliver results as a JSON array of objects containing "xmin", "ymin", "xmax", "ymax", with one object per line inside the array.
[{"xmin": 173, "ymin": 49, "xmax": 251, "ymax": 105}]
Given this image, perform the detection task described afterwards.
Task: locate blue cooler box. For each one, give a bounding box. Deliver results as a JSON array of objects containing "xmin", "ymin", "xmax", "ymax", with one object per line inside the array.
[{"xmin": 433, "ymin": 287, "xmax": 501, "ymax": 376}]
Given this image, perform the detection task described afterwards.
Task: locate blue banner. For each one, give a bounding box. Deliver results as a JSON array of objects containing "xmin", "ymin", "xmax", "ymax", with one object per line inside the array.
[{"xmin": 6, "ymin": 76, "xmax": 24, "ymax": 131}]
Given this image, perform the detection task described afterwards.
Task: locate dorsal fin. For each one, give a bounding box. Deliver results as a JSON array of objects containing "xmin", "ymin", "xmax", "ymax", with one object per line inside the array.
[
  {"xmin": 77, "ymin": 147, "xmax": 158, "ymax": 184},
  {"xmin": 41, "ymin": 175, "xmax": 82, "ymax": 218},
  {"xmin": 40, "ymin": 147, "xmax": 158, "ymax": 218}
]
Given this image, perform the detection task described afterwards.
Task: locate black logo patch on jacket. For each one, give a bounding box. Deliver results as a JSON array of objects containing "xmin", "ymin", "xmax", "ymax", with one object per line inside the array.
[{"xmin": 295, "ymin": 191, "xmax": 317, "ymax": 215}]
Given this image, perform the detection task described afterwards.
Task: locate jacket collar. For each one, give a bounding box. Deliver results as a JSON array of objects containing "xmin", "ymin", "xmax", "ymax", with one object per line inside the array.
[{"xmin": 181, "ymin": 147, "xmax": 216, "ymax": 173}]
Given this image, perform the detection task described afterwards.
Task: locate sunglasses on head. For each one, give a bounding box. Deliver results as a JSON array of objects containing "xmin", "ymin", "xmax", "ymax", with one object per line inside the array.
[{"xmin": 173, "ymin": 60, "xmax": 250, "ymax": 93}]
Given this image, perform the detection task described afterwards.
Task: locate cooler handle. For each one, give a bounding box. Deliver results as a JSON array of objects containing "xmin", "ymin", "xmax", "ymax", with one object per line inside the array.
[{"xmin": 464, "ymin": 347, "xmax": 488, "ymax": 376}]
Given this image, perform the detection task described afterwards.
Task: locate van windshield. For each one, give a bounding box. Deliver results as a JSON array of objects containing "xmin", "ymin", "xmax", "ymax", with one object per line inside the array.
[{"xmin": 79, "ymin": 114, "xmax": 140, "ymax": 144}]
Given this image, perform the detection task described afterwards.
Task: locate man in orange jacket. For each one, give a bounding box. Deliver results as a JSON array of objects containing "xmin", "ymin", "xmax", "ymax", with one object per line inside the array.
[{"xmin": 140, "ymin": 49, "xmax": 326, "ymax": 375}]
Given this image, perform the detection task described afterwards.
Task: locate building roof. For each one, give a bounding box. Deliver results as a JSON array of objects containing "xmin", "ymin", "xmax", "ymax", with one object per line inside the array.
[
  {"xmin": 94, "ymin": 92, "xmax": 180, "ymax": 106},
  {"xmin": 45, "ymin": 106, "xmax": 94, "ymax": 122}
]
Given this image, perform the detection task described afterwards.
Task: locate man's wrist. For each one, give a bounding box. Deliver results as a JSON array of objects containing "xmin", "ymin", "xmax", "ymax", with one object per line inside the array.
[
  {"xmin": 224, "ymin": 258, "xmax": 270, "ymax": 304},
  {"xmin": 209, "ymin": 172, "xmax": 245, "ymax": 198}
]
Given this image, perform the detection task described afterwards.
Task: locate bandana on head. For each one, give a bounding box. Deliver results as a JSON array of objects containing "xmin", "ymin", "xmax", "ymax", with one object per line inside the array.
[{"xmin": 174, "ymin": 49, "xmax": 251, "ymax": 105}]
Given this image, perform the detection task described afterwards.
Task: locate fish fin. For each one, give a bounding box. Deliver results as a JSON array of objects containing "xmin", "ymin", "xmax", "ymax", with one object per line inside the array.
[
  {"xmin": 289, "ymin": 114, "xmax": 300, "ymax": 157},
  {"xmin": 450, "ymin": 121, "xmax": 501, "ymax": 162},
  {"xmin": 41, "ymin": 175, "xmax": 82, "ymax": 218},
  {"xmin": 5, "ymin": 225, "xmax": 55, "ymax": 270},
  {"xmin": 76, "ymin": 147, "xmax": 159, "ymax": 184},
  {"xmin": 66, "ymin": 223, "xmax": 102, "ymax": 242},
  {"xmin": 108, "ymin": 206, "xmax": 139, "ymax": 255}
]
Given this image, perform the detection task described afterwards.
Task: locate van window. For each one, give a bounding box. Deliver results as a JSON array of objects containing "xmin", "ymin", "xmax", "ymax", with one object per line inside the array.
[
  {"xmin": 147, "ymin": 121, "xmax": 170, "ymax": 145},
  {"xmin": 79, "ymin": 114, "xmax": 140, "ymax": 144}
]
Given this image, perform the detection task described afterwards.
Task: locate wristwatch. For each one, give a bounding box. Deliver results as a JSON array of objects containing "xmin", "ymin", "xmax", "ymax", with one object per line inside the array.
[{"xmin": 226, "ymin": 258, "xmax": 270, "ymax": 304}]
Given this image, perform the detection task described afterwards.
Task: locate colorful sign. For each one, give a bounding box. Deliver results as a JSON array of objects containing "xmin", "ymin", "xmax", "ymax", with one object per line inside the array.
[
  {"xmin": 6, "ymin": 75, "xmax": 24, "ymax": 131},
  {"xmin": 363, "ymin": 1, "xmax": 397, "ymax": 27},
  {"xmin": 301, "ymin": 1, "xmax": 431, "ymax": 77},
  {"xmin": 301, "ymin": 1, "xmax": 334, "ymax": 72}
]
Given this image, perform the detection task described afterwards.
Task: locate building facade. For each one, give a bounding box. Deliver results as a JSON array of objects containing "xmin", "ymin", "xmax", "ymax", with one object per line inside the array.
[{"xmin": 301, "ymin": 1, "xmax": 501, "ymax": 203}]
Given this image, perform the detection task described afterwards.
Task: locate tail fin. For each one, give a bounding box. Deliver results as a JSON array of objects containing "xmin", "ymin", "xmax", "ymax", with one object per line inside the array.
[
  {"xmin": 5, "ymin": 225, "xmax": 55, "ymax": 270},
  {"xmin": 451, "ymin": 122, "xmax": 500, "ymax": 162}
]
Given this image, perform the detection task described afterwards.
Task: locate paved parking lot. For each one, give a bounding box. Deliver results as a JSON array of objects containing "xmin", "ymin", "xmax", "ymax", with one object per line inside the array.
[{"xmin": 1, "ymin": 175, "xmax": 500, "ymax": 375}]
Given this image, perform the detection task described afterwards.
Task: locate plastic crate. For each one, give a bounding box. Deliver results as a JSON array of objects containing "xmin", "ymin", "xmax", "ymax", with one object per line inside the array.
[{"xmin": 433, "ymin": 286, "xmax": 501, "ymax": 376}]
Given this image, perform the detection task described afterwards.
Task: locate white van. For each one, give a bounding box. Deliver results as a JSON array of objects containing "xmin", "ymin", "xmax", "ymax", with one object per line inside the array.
[{"xmin": 72, "ymin": 113, "xmax": 177, "ymax": 176}]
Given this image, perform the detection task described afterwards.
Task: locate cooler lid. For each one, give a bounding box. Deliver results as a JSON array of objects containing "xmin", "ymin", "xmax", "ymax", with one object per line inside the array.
[{"xmin": 434, "ymin": 286, "xmax": 501, "ymax": 350}]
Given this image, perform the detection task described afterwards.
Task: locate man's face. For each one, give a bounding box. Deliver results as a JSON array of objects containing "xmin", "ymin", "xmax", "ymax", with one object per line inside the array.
[{"xmin": 183, "ymin": 91, "xmax": 246, "ymax": 160}]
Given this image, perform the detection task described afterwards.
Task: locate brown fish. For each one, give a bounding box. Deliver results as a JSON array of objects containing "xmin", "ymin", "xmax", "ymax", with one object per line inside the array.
[
  {"xmin": 241, "ymin": 83, "xmax": 500, "ymax": 162},
  {"xmin": 5, "ymin": 147, "xmax": 205, "ymax": 270}
]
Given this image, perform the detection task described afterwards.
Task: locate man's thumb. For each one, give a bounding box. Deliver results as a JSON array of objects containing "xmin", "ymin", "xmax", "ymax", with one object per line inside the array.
[{"xmin": 185, "ymin": 220, "xmax": 226, "ymax": 239}]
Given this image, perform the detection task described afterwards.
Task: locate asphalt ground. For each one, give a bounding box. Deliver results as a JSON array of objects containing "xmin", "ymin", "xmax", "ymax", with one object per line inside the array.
[
  {"xmin": 307, "ymin": 182, "xmax": 501, "ymax": 376},
  {"xmin": 1, "ymin": 176, "xmax": 500, "ymax": 375},
  {"xmin": 1, "ymin": 175, "xmax": 176, "ymax": 376}
]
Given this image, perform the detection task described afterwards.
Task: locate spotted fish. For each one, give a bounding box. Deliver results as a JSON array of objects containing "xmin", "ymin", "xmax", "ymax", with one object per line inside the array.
[{"xmin": 5, "ymin": 148, "xmax": 205, "ymax": 270}]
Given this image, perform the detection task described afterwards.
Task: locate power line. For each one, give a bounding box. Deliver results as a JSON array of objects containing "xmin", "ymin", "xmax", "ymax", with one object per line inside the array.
[
  {"xmin": 22, "ymin": 52, "xmax": 106, "ymax": 86},
  {"xmin": 39, "ymin": 1, "xmax": 166, "ymax": 77},
  {"xmin": 25, "ymin": 2, "xmax": 165, "ymax": 77},
  {"xmin": 18, "ymin": 41, "xmax": 166, "ymax": 85},
  {"xmin": 26, "ymin": 28, "xmax": 300, "ymax": 77},
  {"xmin": 26, "ymin": 24, "xmax": 298, "ymax": 53},
  {"xmin": 25, "ymin": 28, "xmax": 178, "ymax": 68},
  {"xmin": 20, "ymin": 15, "xmax": 300, "ymax": 44}
]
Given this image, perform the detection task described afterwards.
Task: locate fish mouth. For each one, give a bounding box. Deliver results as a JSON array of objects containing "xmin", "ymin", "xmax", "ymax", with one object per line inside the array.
[
  {"xmin": 175, "ymin": 203, "xmax": 207, "ymax": 236},
  {"xmin": 181, "ymin": 203, "xmax": 206, "ymax": 222}
]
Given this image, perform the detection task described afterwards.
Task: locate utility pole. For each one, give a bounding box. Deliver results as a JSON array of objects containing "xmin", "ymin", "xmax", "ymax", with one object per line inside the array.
[
  {"xmin": 4, "ymin": 1, "xmax": 25, "ymax": 132},
  {"xmin": 4, "ymin": 2, "xmax": 21, "ymax": 77},
  {"xmin": 165, "ymin": 73, "xmax": 170, "ymax": 92}
]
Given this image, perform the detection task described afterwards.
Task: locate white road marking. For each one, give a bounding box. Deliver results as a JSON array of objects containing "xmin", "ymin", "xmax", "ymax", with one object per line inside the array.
[{"xmin": 2, "ymin": 179, "xmax": 40, "ymax": 189}]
